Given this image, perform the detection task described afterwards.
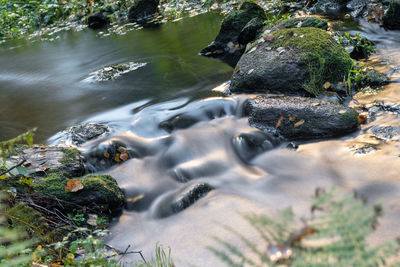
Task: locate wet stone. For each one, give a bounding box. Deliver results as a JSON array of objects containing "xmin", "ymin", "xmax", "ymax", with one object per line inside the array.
[
  {"xmin": 170, "ymin": 183, "xmax": 214, "ymax": 215},
  {"xmin": 86, "ymin": 62, "xmax": 147, "ymax": 82},
  {"xmin": 371, "ymin": 126, "xmax": 400, "ymax": 140},
  {"xmin": 51, "ymin": 123, "xmax": 110, "ymax": 146}
]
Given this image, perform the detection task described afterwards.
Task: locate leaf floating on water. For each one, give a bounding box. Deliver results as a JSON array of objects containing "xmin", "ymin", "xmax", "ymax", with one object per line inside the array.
[
  {"xmin": 294, "ymin": 119, "xmax": 305, "ymax": 128},
  {"xmin": 275, "ymin": 116, "xmax": 284, "ymax": 128},
  {"xmin": 323, "ymin": 82, "xmax": 331, "ymax": 89},
  {"xmin": 65, "ymin": 179, "xmax": 84, "ymax": 193},
  {"xmin": 120, "ymin": 153, "xmax": 129, "ymax": 161},
  {"xmin": 248, "ymin": 69, "xmax": 254, "ymax": 75}
]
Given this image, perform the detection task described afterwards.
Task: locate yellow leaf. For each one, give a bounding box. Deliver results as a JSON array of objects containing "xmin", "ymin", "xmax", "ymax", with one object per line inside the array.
[
  {"xmin": 275, "ymin": 116, "xmax": 283, "ymax": 128},
  {"xmin": 294, "ymin": 120, "xmax": 305, "ymax": 128},
  {"xmin": 64, "ymin": 179, "xmax": 84, "ymax": 192},
  {"xmin": 323, "ymin": 82, "xmax": 331, "ymax": 89},
  {"xmin": 104, "ymin": 152, "xmax": 110, "ymax": 158}
]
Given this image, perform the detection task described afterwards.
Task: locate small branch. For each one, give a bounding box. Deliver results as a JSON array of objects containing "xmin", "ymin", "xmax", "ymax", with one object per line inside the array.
[{"xmin": 0, "ymin": 159, "xmax": 26, "ymax": 176}]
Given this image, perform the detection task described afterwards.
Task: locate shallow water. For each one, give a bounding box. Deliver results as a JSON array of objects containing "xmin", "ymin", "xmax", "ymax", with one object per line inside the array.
[{"xmin": 1, "ymin": 13, "xmax": 400, "ymax": 266}]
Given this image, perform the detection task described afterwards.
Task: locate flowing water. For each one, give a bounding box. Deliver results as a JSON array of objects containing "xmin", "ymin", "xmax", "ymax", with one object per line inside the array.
[{"xmin": 0, "ymin": 13, "xmax": 400, "ymax": 266}]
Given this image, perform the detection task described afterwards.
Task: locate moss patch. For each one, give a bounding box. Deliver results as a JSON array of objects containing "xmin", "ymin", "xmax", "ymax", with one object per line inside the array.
[
  {"xmin": 221, "ymin": 1, "xmax": 267, "ymax": 32},
  {"xmin": 270, "ymin": 28, "xmax": 352, "ymax": 95},
  {"xmin": 280, "ymin": 17, "xmax": 328, "ymax": 30},
  {"xmin": 34, "ymin": 173, "xmax": 123, "ymax": 210}
]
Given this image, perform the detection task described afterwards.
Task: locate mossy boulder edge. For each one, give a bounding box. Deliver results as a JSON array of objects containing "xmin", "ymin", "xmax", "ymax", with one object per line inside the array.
[{"xmin": 230, "ymin": 27, "xmax": 352, "ymax": 96}]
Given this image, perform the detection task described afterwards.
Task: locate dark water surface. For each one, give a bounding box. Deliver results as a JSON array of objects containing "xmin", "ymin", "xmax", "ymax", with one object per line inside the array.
[
  {"xmin": 1, "ymin": 13, "xmax": 400, "ymax": 266},
  {"xmin": 0, "ymin": 13, "xmax": 231, "ymax": 142}
]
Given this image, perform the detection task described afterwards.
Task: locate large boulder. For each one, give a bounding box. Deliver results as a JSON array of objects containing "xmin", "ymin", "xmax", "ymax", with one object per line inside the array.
[
  {"xmin": 128, "ymin": 0, "xmax": 159, "ymax": 24},
  {"xmin": 200, "ymin": 1, "xmax": 267, "ymax": 67},
  {"xmin": 34, "ymin": 173, "xmax": 124, "ymax": 214},
  {"xmin": 230, "ymin": 27, "xmax": 352, "ymax": 96},
  {"xmin": 244, "ymin": 95, "xmax": 359, "ymax": 140},
  {"xmin": 383, "ymin": 0, "xmax": 400, "ymax": 30}
]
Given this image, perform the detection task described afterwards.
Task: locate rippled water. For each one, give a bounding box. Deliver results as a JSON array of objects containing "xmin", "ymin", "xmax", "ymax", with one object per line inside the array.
[{"xmin": 1, "ymin": 13, "xmax": 400, "ymax": 266}]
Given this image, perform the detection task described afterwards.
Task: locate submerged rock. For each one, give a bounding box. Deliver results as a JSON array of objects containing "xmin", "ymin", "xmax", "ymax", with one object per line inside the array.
[
  {"xmin": 230, "ymin": 28, "xmax": 352, "ymax": 96},
  {"xmin": 232, "ymin": 130, "xmax": 282, "ymax": 162},
  {"xmin": 88, "ymin": 12, "xmax": 110, "ymax": 30},
  {"xmin": 244, "ymin": 95, "xmax": 359, "ymax": 140},
  {"xmin": 86, "ymin": 62, "xmax": 147, "ymax": 82},
  {"xmin": 51, "ymin": 123, "xmax": 110, "ymax": 146},
  {"xmin": 361, "ymin": 69, "xmax": 390, "ymax": 87},
  {"xmin": 383, "ymin": 0, "xmax": 400, "ymax": 30},
  {"xmin": 346, "ymin": 0, "xmax": 369, "ymax": 18},
  {"xmin": 9, "ymin": 146, "xmax": 85, "ymax": 177},
  {"xmin": 128, "ymin": 0, "xmax": 159, "ymax": 25},
  {"xmin": 200, "ymin": 1, "xmax": 267, "ymax": 67},
  {"xmin": 34, "ymin": 173, "xmax": 124, "ymax": 214}
]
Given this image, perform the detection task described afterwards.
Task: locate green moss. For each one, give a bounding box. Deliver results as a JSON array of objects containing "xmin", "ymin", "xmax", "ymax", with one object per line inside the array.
[
  {"xmin": 221, "ymin": 1, "xmax": 267, "ymax": 32},
  {"xmin": 33, "ymin": 173, "xmax": 123, "ymax": 206},
  {"xmin": 59, "ymin": 148, "xmax": 81, "ymax": 165},
  {"xmin": 340, "ymin": 108, "xmax": 358, "ymax": 121},
  {"xmin": 270, "ymin": 28, "xmax": 352, "ymax": 95},
  {"xmin": 280, "ymin": 17, "xmax": 328, "ymax": 30}
]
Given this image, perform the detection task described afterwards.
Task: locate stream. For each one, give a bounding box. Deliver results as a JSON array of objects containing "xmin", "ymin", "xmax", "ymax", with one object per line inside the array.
[{"xmin": 0, "ymin": 13, "xmax": 399, "ymax": 266}]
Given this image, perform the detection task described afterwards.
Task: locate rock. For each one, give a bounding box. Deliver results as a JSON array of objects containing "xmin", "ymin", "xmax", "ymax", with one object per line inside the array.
[
  {"xmin": 87, "ymin": 12, "xmax": 110, "ymax": 30},
  {"xmin": 269, "ymin": 17, "xmax": 329, "ymax": 31},
  {"xmin": 349, "ymin": 36, "xmax": 375, "ymax": 60},
  {"xmin": 361, "ymin": 69, "xmax": 390, "ymax": 87},
  {"xmin": 244, "ymin": 95, "xmax": 359, "ymax": 140},
  {"xmin": 232, "ymin": 130, "xmax": 283, "ymax": 162},
  {"xmin": 50, "ymin": 123, "xmax": 110, "ymax": 146},
  {"xmin": 371, "ymin": 126, "xmax": 400, "ymax": 140},
  {"xmin": 230, "ymin": 28, "xmax": 352, "ymax": 96},
  {"xmin": 312, "ymin": 0, "xmax": 349, "ymax": 15},
  {"xmin": 85, "ymin": 140, "xmax": 136, "ymax": 171},
  {"xmin": 34, "ymin": 173, "xmax": 124, "ymax": 214},
  {"xmin": 200, "ymin": 1, "xmax": 267, "ymax": 67},
  {"xmin": 86, "ymin": 62, "xmax": 147, "ymax": 82},
  {"xmin": 128, "ymin": 0, "xmax": 159, "ymax": 24},
  {"xmin": 154, "ymin": 183, "xmax": 214, "ymax": 218},
  {"xmin": 346, "ymin": 0, "xmax": 369, "ymax": 18},
  {"xmin": 238, "ymin": 17, "xmax": 265, "ymax": 45},
  {"xmin": 383, "ymin": 0, "xmax": 400, "ymax": 30},
  {"xmin": 9, "ymin": 146, "xmax": 85, "ymax": 177}
]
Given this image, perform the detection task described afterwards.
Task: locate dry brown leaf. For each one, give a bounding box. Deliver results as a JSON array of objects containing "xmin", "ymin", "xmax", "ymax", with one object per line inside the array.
[
  {"xmin": 104, "ymin": 152, "xmax": 110, "ymax": 158},
  {"xmin": 294, "ymin": 119, "xmax": 305, "ymax": 128},
  {"xmin": 358, "ymin": 114, "xmax": 368, "ymax": 124},
  {"xmin": 87, "ymin": 214, "xmax": 98, "ymax": 226},
  {"xmin": 120, "ymin": 153, "xmax": 129, "ymax": 161},
  {"xmin": 65, "ymin": 179, "xmax": 84, "ymax": 192},
  {"xmin": 289, "ymin": 116, "xmax": 296, "ymax": 122},
  {"xmin": 115, "ymin": 153, "xmax": 121, "ymax": 163},
  {"xmin": 275, "ymin": 116, "xmax": 284, "ymax": 128}
]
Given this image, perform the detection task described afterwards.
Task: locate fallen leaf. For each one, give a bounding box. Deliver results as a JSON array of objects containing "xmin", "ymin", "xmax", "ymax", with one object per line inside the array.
[
  {"xmin": 358, "ymin": 114, "xmax": 368, "ymax": 124},
  {"xmin": 234, "ymin": 66, "xmax": 241, "ymax": 73},
  {"xmin": 275, "ymin": 116, "xmax": 284, "ymax": 128},
  {"xmin": 115, "ymin": 153, "xmax": 121, "ymax": 163},
  {"xmin": 120, "ymin": 153, "xmax": 129, "ymax": 161},
  {"xmin": 294, "ymin": 120, "xmax": 305, "ymax": 128},
  {"xmin": 289, "ymin": 116, "xmax": 296, "ymax": 122},
  {"xmin": 104, "ymin": 152, "xmax": 110, "ymax": 158},
  {"xmin": 65, "ymin": 179, "xmax": 84, "ymax": 192},
  {"xmin": 323, "ymin": 82, "xmax": 331, "ymax": 89},
  {"xmin": 40, "ymin": 145, "xmax": 46, "ymax": 149}
]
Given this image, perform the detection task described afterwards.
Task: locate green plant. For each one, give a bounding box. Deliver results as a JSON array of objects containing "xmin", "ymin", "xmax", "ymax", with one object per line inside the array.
[
  {"xmin": 338, "ymin": 32, "xmax": 376, "ymax": 59},
  {"xmin": 68, "ymin": 209, "xmax": 86, "ymax": 226},
  {"xmin": 209, "ymin": 190, "xmax": 400, "ymax": 266}
]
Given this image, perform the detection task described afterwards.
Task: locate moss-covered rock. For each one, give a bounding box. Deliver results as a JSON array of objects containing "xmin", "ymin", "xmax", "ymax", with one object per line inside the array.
[
  {"xmin": 8, "ymin": 146, "xmax": 85, "ymax": 177},
  {"xmin": 269, "ymin": 17, "xmax": 329, "ymax": 31},
  {"xmin": 200, "ymin": 1, "xmax": 267, "ymax": 67},
  {"xmin": 230, "ymin": 27, "xmax": 352, "ymax": 96},
  {"xmin": 383, "ymin": 0, "xmax": 400, "ymax": 30},
  {"xmin": 34, "ymin": 173, "xmax": 124, "ymax": 213}
]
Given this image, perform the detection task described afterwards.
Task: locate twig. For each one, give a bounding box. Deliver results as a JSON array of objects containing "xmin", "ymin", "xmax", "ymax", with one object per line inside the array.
[{"xmin": 0, "ymin": 159, "xmax": 26, "ymax": 176}]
